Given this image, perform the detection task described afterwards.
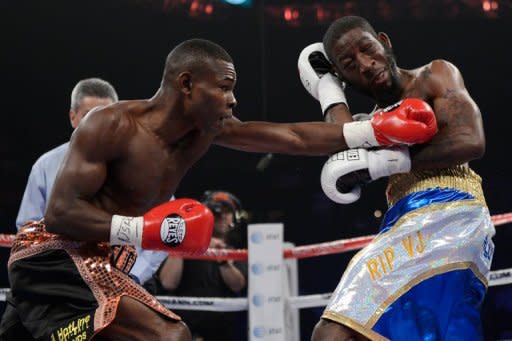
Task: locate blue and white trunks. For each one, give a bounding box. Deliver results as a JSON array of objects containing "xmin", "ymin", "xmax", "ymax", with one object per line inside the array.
[{"xmin": 322, "ymin": 179, "xmax": 495, "ymax": 340}]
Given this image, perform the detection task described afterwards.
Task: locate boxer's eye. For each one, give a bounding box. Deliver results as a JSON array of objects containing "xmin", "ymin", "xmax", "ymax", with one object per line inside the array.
[{"xmin": 343, "ymin": 60, "xmax": 355, "ymax": 70}]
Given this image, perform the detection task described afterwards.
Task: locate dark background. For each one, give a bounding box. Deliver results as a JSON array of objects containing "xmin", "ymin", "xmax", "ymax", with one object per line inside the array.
[{"xmin": 0, "ymin": 0, "xmax": 511, "ymax": 339}]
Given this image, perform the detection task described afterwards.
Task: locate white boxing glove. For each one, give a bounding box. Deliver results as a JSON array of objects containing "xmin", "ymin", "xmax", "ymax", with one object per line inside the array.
[
  {"xmin": 320, "ymin": 147, "xmax": 411, "ymax": 204},
  {"xmin": 297, "ymin": 42, "xmax": 348, "ymax": 115}
]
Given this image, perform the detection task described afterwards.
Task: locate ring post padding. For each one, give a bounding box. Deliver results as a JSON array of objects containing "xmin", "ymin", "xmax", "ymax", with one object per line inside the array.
[{"xmin": 248, "ymin": 223, "xmax": 285, "ymax": 340}]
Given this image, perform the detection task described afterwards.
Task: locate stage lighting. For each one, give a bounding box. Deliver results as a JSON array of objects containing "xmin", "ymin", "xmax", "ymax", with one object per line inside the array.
[{"xmin": 223, "ymin": 0, "xmax": 252, "ymax": 7}]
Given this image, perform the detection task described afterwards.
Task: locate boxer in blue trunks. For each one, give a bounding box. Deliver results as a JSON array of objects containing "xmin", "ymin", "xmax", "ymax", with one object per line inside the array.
[{"xmin": 298, "ymin": 15, "xmax": 494, "ymax": 341}]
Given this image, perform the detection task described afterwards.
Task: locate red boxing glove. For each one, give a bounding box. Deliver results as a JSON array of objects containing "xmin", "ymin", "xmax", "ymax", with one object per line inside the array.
[
  {"xmin": 110, "ymin": 198, "xmax": 214, "ymax": 255},
  {"xmin": 343, "ymin": 98, "xmax": 438, "ymax": 148}
]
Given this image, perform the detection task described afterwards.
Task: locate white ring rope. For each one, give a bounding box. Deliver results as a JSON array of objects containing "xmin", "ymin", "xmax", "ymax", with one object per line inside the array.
[
  {"xmin": 0, "ymin": 267, "xmax": 510, "ymax": 312},
  {"xmin": 155, "ymin": 295, "xmax": 248, "ymax": 312}
]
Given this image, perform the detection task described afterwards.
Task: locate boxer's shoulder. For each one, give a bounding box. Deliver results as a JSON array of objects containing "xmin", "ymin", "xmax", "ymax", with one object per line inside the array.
[
  {"xmin": 418, "ymin": 60, "xmax": 462, "ymax": 88},
  {"xmin": 75, "ymin": 104, "xmax": 140, "ymax": 144}
]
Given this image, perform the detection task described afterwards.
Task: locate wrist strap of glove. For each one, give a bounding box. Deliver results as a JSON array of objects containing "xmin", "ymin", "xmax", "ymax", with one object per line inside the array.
[
  {"xmin": 110, "ymin": 215, "xmax": 143, "ymax": 246},
  {"xmin": 368, "ymin": 146, "xmax": 411, "ymax": 180},
  {"xmin": 343, "ymin": 120, "xmax": 379, "ymax": 148},
  {"xmin": 318, "ymin": 73, "xmax": 348, "ymax": 115}
]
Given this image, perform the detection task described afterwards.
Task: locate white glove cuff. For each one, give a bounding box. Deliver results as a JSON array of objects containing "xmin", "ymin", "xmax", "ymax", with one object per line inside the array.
[
  {"xmin": 110, "ymin": 215, "xmax": 143, "ymax": 246},
  {"xmin": 318, "ymin": 73, "xmax": 348, "ymax": 114},
  {"xmin": 367, "ymin": 146, "xmax": 411, "ymax": 180},
  {"xmin": 343, "ymin": 120, "xmax": 379, "ymax": 148}
]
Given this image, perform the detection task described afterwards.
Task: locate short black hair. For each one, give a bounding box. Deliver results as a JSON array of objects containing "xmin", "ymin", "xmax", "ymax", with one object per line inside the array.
[
  {"xmin": 70, "ymin": 78, "xmax": 118, "ymax": 111},
  {"xmin": 162, "ymin": 38, "xmax": 233, "ymax": 82},
  {"xmin": 323, "ymin": 16, "xmax": 378, "ymax": 61}
]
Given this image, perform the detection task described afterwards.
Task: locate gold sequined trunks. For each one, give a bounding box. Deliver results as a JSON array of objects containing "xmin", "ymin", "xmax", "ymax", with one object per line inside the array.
[
  {"xmin": 386, "ymin": 164, "xmax": 485, "ymax": 206},
  {"xmin": 4, "ymin": 221, "xmax": 180, "ymax": 340}
]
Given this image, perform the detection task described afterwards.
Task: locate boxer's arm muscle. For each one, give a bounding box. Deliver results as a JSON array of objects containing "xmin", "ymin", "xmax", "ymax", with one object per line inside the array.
[
  {"xmin": 215, "ymin": 116, "xmax": 349, "ymax": 155},
  {"xmin": 324, "ymin": 103, "xmax": 353, "ymax": 124},
  {"xmin": 45, "ymin": 109, "xmax": 127, "ymax": 241},
  {"xmin": 410, "ymin": 60, "xmax": 485, "ymax": 169}
]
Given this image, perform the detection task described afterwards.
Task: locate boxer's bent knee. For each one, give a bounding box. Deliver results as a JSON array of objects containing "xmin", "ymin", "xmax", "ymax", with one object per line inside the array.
[
  {"xmin": 99, "ymin": 296, "xmax": 191, "ymax": 341},
  {"xmin": 167, "ymin": 321, "xmax": 192, "ymax": 341},
  {"xmin": 311, "ymin": 318, "xmax": 368, "ymax": 341}
]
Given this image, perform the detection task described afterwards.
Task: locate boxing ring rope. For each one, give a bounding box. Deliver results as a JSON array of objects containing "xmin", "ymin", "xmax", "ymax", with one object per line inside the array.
[
  {"xmin": 0, "ymin": 212, "xmax": 511, "ymax": 315},
  {"xmin": 169, "ymin": 266, "xmax": 512, "ymax": 311},
  {"xmin": 2, "ymin": 269, "xmax": 511, "ymax": 313},
  {"xmin": 150, "ymin": 262, "xmax": 512, "ymax": 312},
  {"xmin": 1, "ymin": 212, "xmax": 510, "ymax": 258},
  {"xmin": 2, "ymin": 278, "xmax": 511, "ymax": 312},
  {"xmin": 191, "ymin": 211, "xmax": 512, "ymax": 261},
  {"xmin": 149, "ymin": 265, "xmax": 512, "ymax": 311}
]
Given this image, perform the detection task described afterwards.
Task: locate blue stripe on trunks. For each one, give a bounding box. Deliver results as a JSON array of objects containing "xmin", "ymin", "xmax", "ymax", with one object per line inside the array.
[{"xmin": 380, "ymin": 188, "xmax": 474, "ymax": 234}]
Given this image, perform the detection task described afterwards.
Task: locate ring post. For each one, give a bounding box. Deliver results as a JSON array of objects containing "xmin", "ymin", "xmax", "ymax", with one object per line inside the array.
[{"xmin": 248, "ymin": 223, "xmax": 285, "ymax": 340}]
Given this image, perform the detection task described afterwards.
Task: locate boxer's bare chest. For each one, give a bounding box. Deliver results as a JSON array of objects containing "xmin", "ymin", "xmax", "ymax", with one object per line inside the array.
[
  {"xmin": 401, "ymin": 66, "xmax": 435, "ymax": 106},
  {"xmin": 98, "ymin": 126, "xmax": 213, "ymax": 214}
]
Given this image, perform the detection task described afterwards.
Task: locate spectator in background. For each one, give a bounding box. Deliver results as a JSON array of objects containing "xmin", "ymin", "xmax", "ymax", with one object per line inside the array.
[
  {"xmin": 16, "ymin": 77, "xmax": 118, "ymax": 229},
  {"xmin": 145, "ymin": 190, "xmax": 249, "ymax": 341},
  {"xmin": 14, "ymin": 77, "xmax": 167, "ymax": 285}
]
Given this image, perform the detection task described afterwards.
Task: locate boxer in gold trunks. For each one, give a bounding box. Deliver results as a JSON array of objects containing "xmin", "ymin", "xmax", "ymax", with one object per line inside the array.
[
  {"xmin": 298, "ymin": 15, "xmax": 494, "ymax": 341},
  {"xmin": 0, "ymin": 38, "xmax": 437, "ymax": 341}
]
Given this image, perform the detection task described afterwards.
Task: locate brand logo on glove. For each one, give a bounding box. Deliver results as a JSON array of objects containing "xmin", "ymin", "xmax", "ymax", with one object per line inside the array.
[
  {"xmin": 329, "ymin": 149, "xmax": 360, "ymax": 163},
  {"xmin": 380, "ymin": 100, "xmax": 403, "ymax": 113},
  {"xmin": 300, "ymin": 75, "xmax": 312, "ymax": 92},
  {"xmin": 160, "ymin": 214, "xmax": 186, "ymax": 247}
]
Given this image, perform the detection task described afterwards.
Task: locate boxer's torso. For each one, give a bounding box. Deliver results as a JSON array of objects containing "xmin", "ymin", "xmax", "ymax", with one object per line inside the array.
[
  {"xmin": 91, "ymin": 101, "xmax": 215, "ymax": 216},
  {"xmin": 400, "ymin": 64, "xmax": 434, "ymax": 99},
  {"xmin": 398, "ymin": 62, "xmax": 448, "ymax": 125},
  {"xmin": 377, "ymin": 61, "xmax": 484, "ymax": 205}
]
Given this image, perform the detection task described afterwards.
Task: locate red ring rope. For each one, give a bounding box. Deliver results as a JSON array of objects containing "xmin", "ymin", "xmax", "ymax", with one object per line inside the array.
[{"xmin": 1, "ymin": 212, "xmax": 511, "ymax": 260}]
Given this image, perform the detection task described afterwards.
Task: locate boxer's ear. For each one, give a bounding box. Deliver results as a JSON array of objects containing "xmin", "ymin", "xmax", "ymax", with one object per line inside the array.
[
  {"xmin": 377, "ymin": 32, "xmax": 392, "ymax": 49},
  {"xmin": 69, "ymin": 110, "xmax": 79, "ymax": 129},
  {"xmin": 178, "ymin": 72, "xmax": 193, "ymax": 95}
]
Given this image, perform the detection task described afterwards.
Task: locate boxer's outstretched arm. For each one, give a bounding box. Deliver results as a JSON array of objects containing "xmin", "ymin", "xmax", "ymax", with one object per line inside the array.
[
  {"xmin": 45, "ymin": 108, "xmax": 126, "ymax": 241},
  {"xmin": 215, "ymin": 116, "xmax": 349, "ymax": 156},
  {"xmin": 409, "ymin": 60, "xmax": 485, "ymax": 169},
  {"xmin": 216, "ymin": 99, "xmax": 437, "ymax": 155}
]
